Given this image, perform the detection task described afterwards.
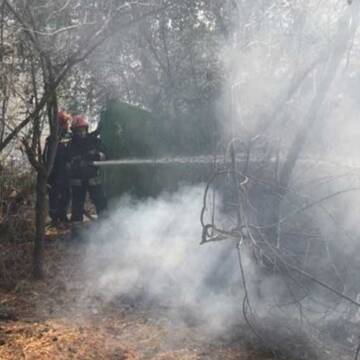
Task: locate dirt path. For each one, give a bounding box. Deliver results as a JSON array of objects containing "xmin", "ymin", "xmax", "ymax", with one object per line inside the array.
[{"xmin": 0, "ymin": 236, "xmax": 273, "ymax": 360}]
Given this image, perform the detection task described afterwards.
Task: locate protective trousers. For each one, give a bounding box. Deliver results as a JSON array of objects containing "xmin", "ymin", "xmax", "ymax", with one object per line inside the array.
[
  {"xmin": 71, "ymin": 180, "xmax": 107, "ymax": 221},
  {"xmin": 48, "ymin": 183, "xmax": 70, "ymax": 222}
]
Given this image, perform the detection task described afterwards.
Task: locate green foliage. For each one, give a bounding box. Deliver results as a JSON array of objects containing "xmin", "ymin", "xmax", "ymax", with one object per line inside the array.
[
  {"xmin": 100, "ymin": 100, "xmax": 214, "ymax": 199},
  {"xmin": 101, "ymin": 101, "xmax": 157, "ymax": 158}
]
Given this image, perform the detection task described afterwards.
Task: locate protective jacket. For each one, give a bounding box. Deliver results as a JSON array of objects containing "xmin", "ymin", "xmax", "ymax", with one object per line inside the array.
[
  {"xmin": 43, "ymin": 133, "xmax": 71, "ymax": 185},
  {"xmin": 66, "ymin": 132, "xmax": 108, "ymax": 222},
  {"xmin": 66, "ymin": 133, "xmax": 107, "ymax": 183},
  {"xmin": 43, "ymin": 132, "xmax": 71, "ymax": 222}
]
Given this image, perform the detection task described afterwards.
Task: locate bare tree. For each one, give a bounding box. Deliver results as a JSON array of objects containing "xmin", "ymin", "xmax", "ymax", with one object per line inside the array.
[
  {"xmin": 0, "ymin": 0, "xmax": 171, "ymax": 278},
  {"xmin": 201, "ymin": 0, "xmax": 360, "ymax": 309}
]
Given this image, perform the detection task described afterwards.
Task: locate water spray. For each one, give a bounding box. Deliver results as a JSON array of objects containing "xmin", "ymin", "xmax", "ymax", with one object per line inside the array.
[
  {"xmin": 93, "ymin": 155, "xmax": 230, "ymax": 167},
  {"xmin": 93, "ymin": 155, "xmax": 360, "ymax": 171}
]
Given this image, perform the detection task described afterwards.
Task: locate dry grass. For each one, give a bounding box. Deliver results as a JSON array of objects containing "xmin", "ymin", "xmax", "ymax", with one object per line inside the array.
[
  {"xmin": 0, "ymin": 320, "xmax": 137, "ymax": 360},
  {"xmin": 0, "ymin": 233, "xmax": 279, "ymax": 360}
]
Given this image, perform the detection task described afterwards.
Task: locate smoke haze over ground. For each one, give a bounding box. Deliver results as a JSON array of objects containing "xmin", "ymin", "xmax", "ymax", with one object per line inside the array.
[
  {"xmin": 81, "ymin": 186, "xmax": 246, "ymax": 333},
  {"xmin": 79, "ymin": 1, "xmax": 360, "ymax": 358},
  {"xmin": 4, "ymin": 1, "xmax": 360, "ymax": 359}
]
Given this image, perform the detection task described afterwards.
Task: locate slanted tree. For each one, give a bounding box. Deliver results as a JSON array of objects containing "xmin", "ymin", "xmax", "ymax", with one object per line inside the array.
[{"xmin": 1, "ymin": 0, "xmax": 166, "ymax": 278}]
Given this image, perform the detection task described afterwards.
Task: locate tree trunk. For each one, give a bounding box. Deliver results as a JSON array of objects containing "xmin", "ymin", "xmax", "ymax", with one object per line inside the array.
[
  {"xmin": 263, "ymin": 6, "xmax": 360, "ymax": 248},
  {"xmin": 33, "ymin": 171, "xmax": 47, "ymax": 279}
]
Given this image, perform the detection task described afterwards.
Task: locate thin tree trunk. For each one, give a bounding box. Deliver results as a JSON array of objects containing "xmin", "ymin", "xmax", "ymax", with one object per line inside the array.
[
  {"xmin": 279, "ymin": 6, "xmax": 359, "ymax": 192},
  {"xmin": 33, "ymin": 172, "xmax": 47, "ymax": 279},
  {"xmin": 264, "ymin": 6, "xmax": 360, "ymax": 248}
]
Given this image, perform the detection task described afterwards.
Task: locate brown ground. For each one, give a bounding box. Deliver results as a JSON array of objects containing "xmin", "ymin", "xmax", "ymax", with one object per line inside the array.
[{"xmin": 0, "ymin": 228, "xmax": 274, "ymax": 360}]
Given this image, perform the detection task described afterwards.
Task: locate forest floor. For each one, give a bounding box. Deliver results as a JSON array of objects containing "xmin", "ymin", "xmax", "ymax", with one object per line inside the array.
[{"xmin": 0, "ymin": 226, "xmax": 276, "ymax": 360}]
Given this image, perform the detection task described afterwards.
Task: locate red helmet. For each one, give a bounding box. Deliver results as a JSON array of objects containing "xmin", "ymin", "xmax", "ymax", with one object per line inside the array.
[
  {"xmin": 71, "ymin": 115, "xmax": 89, "ymax": 130},
  {"xmin": 57, "ymin": 111, "xmax": 71, "ymax": 129}
]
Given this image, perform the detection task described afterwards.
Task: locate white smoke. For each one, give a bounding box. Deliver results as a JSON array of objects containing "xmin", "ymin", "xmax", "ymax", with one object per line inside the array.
[
  {"xmin": 77, "ymin": 2, "xmax": 360, "ymax": 357},
  {"xmin": 80, "ymin": 186, "xmax": 250, "ymax": 331}
]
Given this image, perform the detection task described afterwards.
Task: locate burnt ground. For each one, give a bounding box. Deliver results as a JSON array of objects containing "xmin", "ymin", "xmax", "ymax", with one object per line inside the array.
[
  {"xmin": 0, "ymin": 226, "xmax": 348, "ymax": 360},
  {"xmin": 0, "ymin": 226, "xmax": 278, "ymax": 360}
]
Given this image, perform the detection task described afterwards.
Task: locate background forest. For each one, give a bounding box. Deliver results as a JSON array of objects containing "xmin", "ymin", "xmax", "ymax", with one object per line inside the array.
[{"xmin": 1, "ymin": 1, "xmax": 360, "ymax": 359}]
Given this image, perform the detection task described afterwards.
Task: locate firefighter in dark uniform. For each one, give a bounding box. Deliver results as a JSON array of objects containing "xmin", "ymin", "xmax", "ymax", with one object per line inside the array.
[
  {"xmin": 67, "ymin": 115, "xmax": 108, "ymax": 222},
  {"xmin": 43, "ymin": 111, "xmax": 72, "ymax": 225}
]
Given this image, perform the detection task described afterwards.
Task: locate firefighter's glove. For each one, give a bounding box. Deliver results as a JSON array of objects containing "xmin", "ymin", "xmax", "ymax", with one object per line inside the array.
[{"xmin": 88, "ymin": 150, "xmax": 105, "ymax": 161}]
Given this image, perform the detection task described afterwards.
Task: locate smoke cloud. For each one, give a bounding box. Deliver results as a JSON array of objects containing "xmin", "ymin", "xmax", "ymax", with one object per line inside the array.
[
  {"xmin": 77, "ymin": 1, "xmax": 360, "ymax": 358},
  {"xmin": 80, "ymin": 186, "xmax": 249, "ymax": 332}
]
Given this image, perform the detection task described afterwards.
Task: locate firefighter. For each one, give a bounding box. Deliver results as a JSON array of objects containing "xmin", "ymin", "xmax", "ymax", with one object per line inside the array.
[
  {"xmin": 66, "ymin": 115, "xmax": 108, "ymax": 222},
  {"xmin": 43, "ymin": 111, "xmax": 72, "ymax": 225}
]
